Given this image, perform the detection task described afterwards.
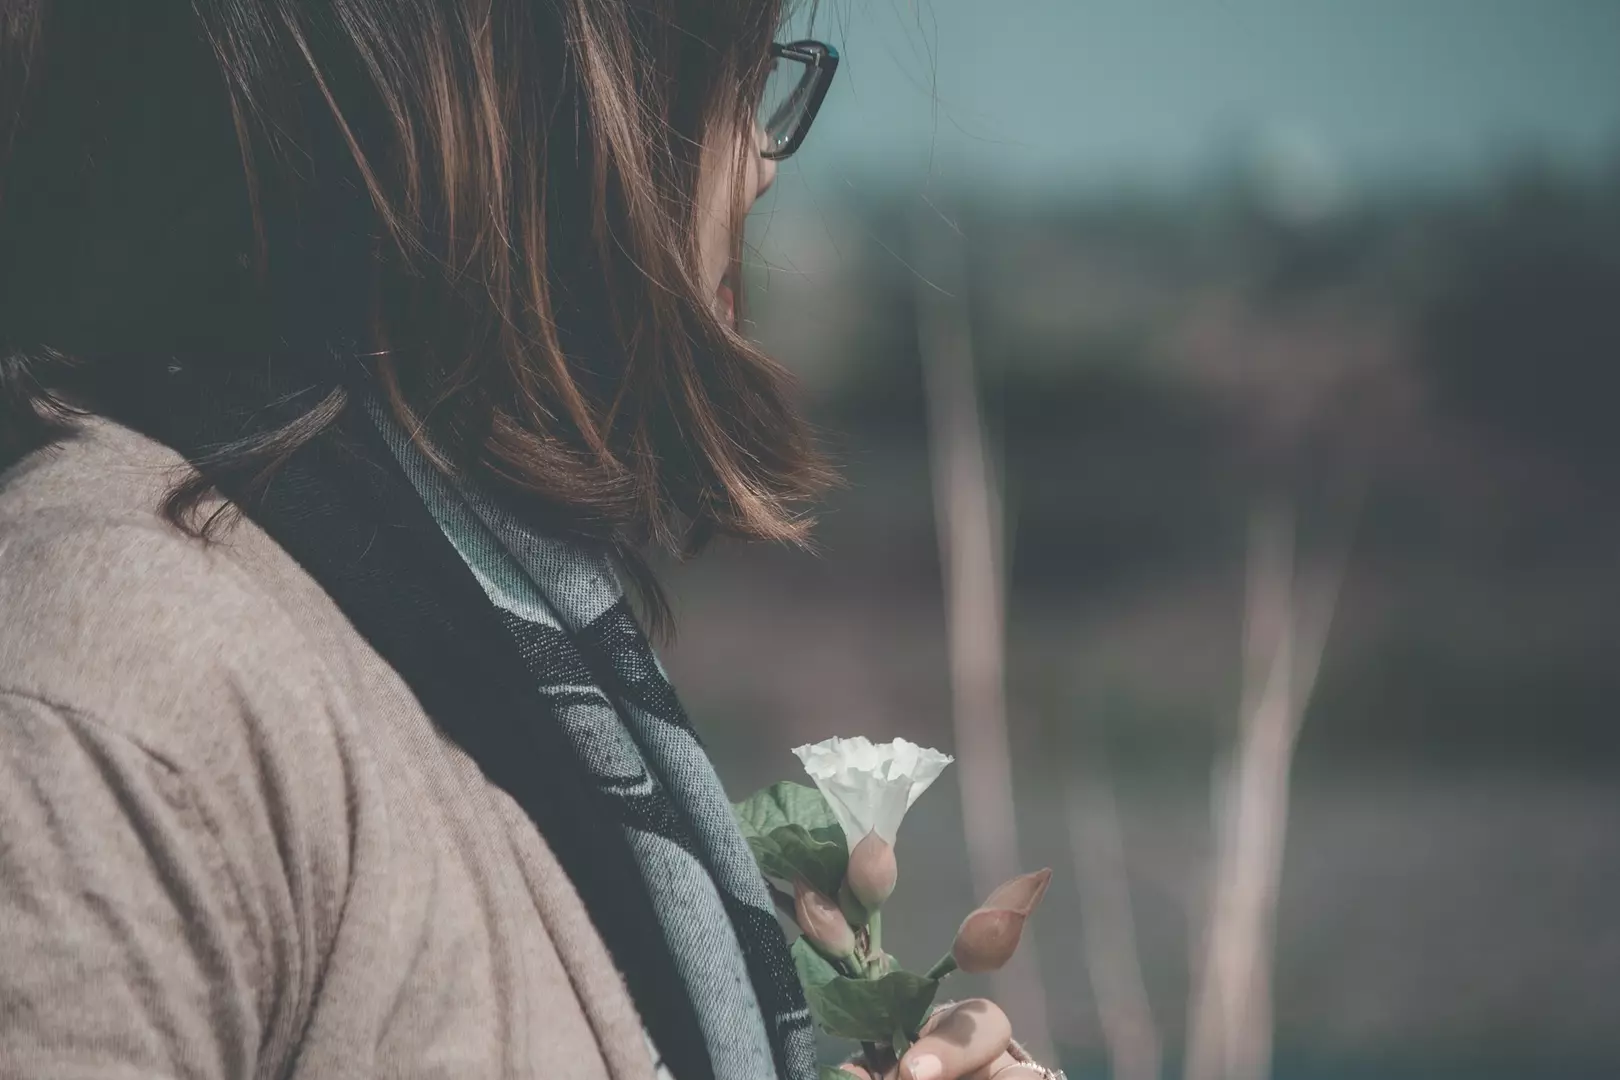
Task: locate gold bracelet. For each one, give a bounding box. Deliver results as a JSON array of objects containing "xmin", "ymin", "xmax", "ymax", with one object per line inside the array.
[{"xmin": 998, "ymin": 1037, "xmax": 1067, "ymax": 1080}]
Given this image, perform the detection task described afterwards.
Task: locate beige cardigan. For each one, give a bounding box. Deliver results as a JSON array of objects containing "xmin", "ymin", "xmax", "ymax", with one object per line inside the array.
[{"xmin": 0, "ymin": 417, "xmax": 662, "ymax": 1080}]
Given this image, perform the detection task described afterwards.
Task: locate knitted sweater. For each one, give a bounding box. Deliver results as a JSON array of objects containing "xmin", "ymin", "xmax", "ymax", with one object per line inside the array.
[{"xmin": 0, "ymin": 417, "xmax": 662, "ymax": 1080}]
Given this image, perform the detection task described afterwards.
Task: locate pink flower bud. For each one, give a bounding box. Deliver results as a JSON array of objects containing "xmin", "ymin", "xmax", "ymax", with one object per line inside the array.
[
  {"xmin": 846, "ymin": 831, "xmax": 898, "ymax": 911},
  {"xmin": 794, "ymin": 878, "xmax": 855, "ymax": 960},
  {"xmin": 950, "ymin": 867, "xmax": 1052, "ymax": 974}
]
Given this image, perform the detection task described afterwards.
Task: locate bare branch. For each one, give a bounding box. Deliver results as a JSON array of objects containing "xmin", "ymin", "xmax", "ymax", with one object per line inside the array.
[
  {"xmin": 914, "ymin": 204, "xmax": 1054, "ymax": 1063},
  {"xmin": 1185, "ymin": 503, "xmax": 1348, "ymax": 1080},
  {"xmin": 1065, "ymin": 762, "xmax": 1163, "ymax": 1080}
]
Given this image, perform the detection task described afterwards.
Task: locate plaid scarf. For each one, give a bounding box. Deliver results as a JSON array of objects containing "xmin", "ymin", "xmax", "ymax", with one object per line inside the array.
[
  {"xmin": 122, "ymin": 360, "xmax": 813, "ymax": 1080},
  {"xmin": 365, "ymin": 399, "xmax": 816, "ymax": 1080}
]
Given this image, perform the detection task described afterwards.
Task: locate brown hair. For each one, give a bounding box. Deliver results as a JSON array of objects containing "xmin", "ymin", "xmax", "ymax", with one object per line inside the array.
[{"xmin": 0, "ymin": 0, "xmax": 833, "ymax": 625}]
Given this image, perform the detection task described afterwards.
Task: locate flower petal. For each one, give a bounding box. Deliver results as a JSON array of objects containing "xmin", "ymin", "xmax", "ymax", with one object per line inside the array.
[
  {"xmin": 893, "ymin": 740, "xmax": 953, "ymax": 809},
  {"xmin": 815, "ymin": 772, "xmax": 877, "ymax": 850},
  {"xmin": 792, "ymin": 737, "xmax": 955, "ymax": 851},
  {"xmin": 865, "ymin": 778, "xmax": 914, "ymax": 845}
]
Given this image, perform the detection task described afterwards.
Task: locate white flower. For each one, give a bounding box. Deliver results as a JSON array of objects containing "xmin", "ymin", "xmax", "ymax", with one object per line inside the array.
[{"xmin": 791, "ymin": 736, "xmax": 953, "ymax": 850}]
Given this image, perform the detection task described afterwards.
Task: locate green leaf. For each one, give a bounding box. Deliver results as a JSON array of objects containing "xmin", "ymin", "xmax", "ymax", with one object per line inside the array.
[
  {"xmin": 735, "ymin": 781, "xmax": 843, "ymax": 837},
  {"xmin": 792, "ymin": 938, "xmax": 941, "ymax": 1043},
  {"xmin": 820, "ymin": 1069, "xmax": 854, "ymax": 1080},
  {"xmin": 735, "ymin": 783, "xmax": 848, "ymax": 896}
]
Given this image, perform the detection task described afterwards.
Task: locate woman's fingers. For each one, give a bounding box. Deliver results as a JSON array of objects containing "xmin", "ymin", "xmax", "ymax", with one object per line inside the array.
[
  {"xmin": 970, "ymin": 1052, "xmax": 1023, "ymax": 1080},
  {"xmin": 897, "ymin": 999, "xmax": 1012, "ymax": 1080}
]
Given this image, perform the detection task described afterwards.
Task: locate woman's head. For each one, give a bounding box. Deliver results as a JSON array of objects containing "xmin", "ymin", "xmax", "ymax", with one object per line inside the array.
[{"xmin": 0, "ymin": 0, "xmax": 834, "ymax": 558}]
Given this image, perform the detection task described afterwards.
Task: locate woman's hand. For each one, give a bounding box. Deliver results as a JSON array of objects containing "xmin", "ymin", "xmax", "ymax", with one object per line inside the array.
[{"xmin": 837, "ymin": 1000, "xmax": 1048, "ymax": 1080}]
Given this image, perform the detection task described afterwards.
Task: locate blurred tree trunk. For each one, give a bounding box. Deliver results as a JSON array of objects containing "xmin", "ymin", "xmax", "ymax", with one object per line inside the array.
[
  {"xmin": 915, "ymin": 208, "xmax": 1054, "ymax": 1064},
  {"xmin": 1185, "ymin": 505, "xmax": 1344, "ymax": 1080},
  {"xmin": 1065, "ymin": 758, "xmax": 1163, "ymax": 1080}
]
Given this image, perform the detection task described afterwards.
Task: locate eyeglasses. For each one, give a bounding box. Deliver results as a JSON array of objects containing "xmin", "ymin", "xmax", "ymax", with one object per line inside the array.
[{"xmin": 758, "ymin": 40, "xmax": 839, "ymax": 161}]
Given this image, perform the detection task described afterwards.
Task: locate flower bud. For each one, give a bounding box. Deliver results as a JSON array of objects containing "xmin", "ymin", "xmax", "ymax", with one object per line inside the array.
[
  {"xmin": 846, "ymin": 831, "xmax": 898, "ymax": 911},
  {"xmin": 794, "ymin": 878, "xmax": 855, "ymax": 960},
  {"xmin": 950, "ymin": 867, "xmax": 1052, "ymax": 974}
]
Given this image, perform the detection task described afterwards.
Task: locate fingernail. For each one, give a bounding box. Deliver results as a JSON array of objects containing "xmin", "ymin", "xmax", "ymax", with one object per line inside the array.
[{"xmin": 907, "ymin": 1054, "xmax": 942, "ymax": 1080}]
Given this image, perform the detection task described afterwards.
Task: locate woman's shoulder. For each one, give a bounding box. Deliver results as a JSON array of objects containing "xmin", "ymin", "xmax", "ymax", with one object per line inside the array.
[
  {"xmin": 0, "ymin": 420, "xmax": 489, "ymax": 1078},
  {"xmin": 0, "ymin": 416, "xmax": 356, "ymax": 776}
]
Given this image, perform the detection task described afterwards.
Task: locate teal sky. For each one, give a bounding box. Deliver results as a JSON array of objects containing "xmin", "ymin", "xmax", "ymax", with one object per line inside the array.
[{"xmin": 780, "ymin": 0, "xmax": 1620, "ymax": 194}]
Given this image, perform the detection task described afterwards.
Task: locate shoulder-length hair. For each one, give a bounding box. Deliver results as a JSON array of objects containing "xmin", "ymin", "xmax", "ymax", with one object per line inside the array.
[{"xmin": 0, "ymin": 0, "xmax": 832, "ymax": 618}]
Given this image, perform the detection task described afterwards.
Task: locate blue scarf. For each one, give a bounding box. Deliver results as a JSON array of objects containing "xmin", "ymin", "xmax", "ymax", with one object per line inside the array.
[{"xmin": 366, "ymin": 398, "xmax": 815, "ymax": 1080}]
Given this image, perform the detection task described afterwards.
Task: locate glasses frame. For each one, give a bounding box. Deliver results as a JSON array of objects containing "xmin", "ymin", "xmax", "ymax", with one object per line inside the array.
[{"xmin": 760, "ymin": 39, "xmax": 840, "ymax": 161}]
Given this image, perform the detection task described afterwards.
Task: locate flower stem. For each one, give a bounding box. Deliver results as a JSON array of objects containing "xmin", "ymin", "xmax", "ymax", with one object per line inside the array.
[
  {"xmin": 869, "ymin": 910, "xmax": 883, "ymax": 955},
  {"xmin": 862, "ymin": 1041, "xmax": 896, "ymax": 1076},
  {"xmin": 925, "ymin": 953, "xmax": 958, "ymax": 981}
]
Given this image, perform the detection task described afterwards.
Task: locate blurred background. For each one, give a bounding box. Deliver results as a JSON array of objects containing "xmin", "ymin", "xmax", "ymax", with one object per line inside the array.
[{"xmin": 662, "ymin": 2, "xmax": 1620, "ymax": 1078}]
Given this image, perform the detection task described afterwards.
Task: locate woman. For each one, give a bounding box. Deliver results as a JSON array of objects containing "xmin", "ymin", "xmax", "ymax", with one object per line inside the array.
[{"xmin": 0, "ymin": 4, "xmax": 1049, "ymax": 1079}]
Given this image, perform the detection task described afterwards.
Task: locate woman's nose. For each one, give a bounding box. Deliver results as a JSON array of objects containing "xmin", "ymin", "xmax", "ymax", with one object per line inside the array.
[
  {"xmin": 754, "ymin": 125, "xmax": 778, "ymax": 198},
  {"xmin": 756, "ymin": 153, "xmax": 777, "ymax": 198}
]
